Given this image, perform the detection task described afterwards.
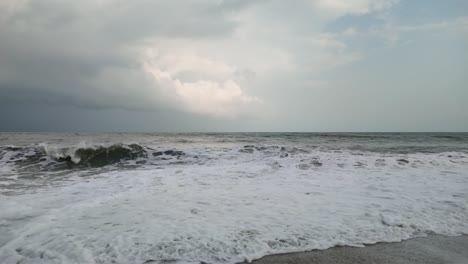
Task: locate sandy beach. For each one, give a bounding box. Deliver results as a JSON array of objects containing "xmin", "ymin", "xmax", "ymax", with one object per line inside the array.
[{"xmin": 240, "ymin": 235, "xmax": 468, "ymax": 264}]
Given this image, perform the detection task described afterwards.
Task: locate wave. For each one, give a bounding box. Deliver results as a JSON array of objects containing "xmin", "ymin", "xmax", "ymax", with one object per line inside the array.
[
  {"xmin": 0, "ymin": 143, "xmax": 195, "ymax": 173},
  {"xmin": 1, "ymin": 142, "xmax": 467, "ymax": 178},
  {"xmin": 43, "ymin": 143, "xmax": 147, "ymax": 166},
  {"xmin": 0, "ymin": 144, "xmax": 149, "ymax": 170}
]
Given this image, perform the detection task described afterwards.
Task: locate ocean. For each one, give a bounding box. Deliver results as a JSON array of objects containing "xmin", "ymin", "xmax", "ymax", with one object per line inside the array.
[{"xmin": 1, "ymin": 132, "xmax": 467, "ymax": 263}]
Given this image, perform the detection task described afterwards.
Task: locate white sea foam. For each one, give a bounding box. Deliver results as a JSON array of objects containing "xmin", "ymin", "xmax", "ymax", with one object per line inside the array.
[{"xmin": 1, "ymin": 146, "xmax": 467, "ymax": 264}]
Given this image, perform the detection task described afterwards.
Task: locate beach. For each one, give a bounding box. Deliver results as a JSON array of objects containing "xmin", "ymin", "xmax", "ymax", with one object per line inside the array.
[{"xmin": 242, "ymin": 235, "xmax": 468, "ymax": 264}]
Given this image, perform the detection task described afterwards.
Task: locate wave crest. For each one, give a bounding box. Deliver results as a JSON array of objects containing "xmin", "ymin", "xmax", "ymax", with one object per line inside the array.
[
  {"xmin": 43, "ymin": 143, "xmax": 147, "ymax": 167},
  {"xmin": 0, "ymin": 143, "xmax": 149, "ymax": 170}
]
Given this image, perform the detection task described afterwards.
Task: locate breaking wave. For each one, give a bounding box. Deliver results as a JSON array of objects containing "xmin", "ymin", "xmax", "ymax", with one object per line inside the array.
[
  {"xmin": 0, "ymin": 144, "xmax": 149, "ymax": 168},
  {"xmin": 43, "ymin": 143, "xmax": 147, "ymax": 166}
]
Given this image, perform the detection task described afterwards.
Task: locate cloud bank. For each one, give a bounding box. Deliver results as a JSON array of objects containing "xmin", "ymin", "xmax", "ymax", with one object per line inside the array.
[{"xmin": 1, "ymin": 0, "xmax": 467, "ymax": 131}]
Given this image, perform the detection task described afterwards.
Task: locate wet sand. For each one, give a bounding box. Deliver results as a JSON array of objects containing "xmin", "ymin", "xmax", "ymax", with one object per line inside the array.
[{"xmin": 240, "ymin": 235, "xmax": 468, "ymax": 264}]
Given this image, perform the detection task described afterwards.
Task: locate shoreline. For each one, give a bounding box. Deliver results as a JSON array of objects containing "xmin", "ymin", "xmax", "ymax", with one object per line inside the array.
[{"xmin": 239, "ymin": 235, "xmax": 468, "ymax": 264}]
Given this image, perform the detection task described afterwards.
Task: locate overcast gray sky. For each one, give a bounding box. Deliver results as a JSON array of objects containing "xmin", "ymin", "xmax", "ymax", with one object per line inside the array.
[{"xmin": 0, "ymin": 0, "xmax": 467, "ymax": 132}]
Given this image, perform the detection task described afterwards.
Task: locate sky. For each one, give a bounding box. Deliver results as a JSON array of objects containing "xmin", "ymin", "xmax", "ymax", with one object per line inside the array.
[{"xmin": 0, "ymin": 0, "xmax": 467, "ymax": 132}]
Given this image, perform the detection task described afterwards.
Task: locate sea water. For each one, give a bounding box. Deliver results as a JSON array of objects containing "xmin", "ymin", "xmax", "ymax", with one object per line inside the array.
[{"xmin": 0, "ymin": 133, "xmax": 467, "ymax": 263}]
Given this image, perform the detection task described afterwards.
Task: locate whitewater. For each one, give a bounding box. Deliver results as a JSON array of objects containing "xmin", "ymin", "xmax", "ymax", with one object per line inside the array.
[{"xmin": 0, "ymin": 133, "xmax": 467, "ymax": 264}]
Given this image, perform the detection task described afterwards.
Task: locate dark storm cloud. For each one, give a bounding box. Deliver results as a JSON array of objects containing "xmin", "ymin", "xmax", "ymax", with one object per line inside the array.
[
  {"xmin": 0, "ymin": 0, "xmax": 261, "ymax": 111},
  {"xmin": 1, "ymin": 0, "xmax": 467, "ymax": 132}
]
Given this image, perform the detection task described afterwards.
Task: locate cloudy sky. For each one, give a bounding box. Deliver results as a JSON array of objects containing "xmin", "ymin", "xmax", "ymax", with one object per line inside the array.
[{"xmin": 0, "ymin": 0, "xmax": 467, "ymax": 132}]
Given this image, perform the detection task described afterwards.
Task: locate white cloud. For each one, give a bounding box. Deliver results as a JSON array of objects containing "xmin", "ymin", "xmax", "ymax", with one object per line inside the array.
[
  {"xmin": 152, "ymin": 52, "xmax": 236, "ymax": 77},
  {"xmin": 142, "ymin": 48, "xmax": 261, "ymax": 118}
]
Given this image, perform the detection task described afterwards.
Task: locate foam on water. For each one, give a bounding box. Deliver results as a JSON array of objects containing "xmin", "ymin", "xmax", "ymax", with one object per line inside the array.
[{"xmin": 1, "ymin": 134, "xmax": 468, "ymax": 263}]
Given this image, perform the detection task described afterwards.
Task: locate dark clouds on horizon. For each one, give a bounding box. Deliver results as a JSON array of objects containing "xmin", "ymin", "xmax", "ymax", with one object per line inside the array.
[{"xmin": 1, "ymin": 0, "xmax": 467, "ymax": 132}]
